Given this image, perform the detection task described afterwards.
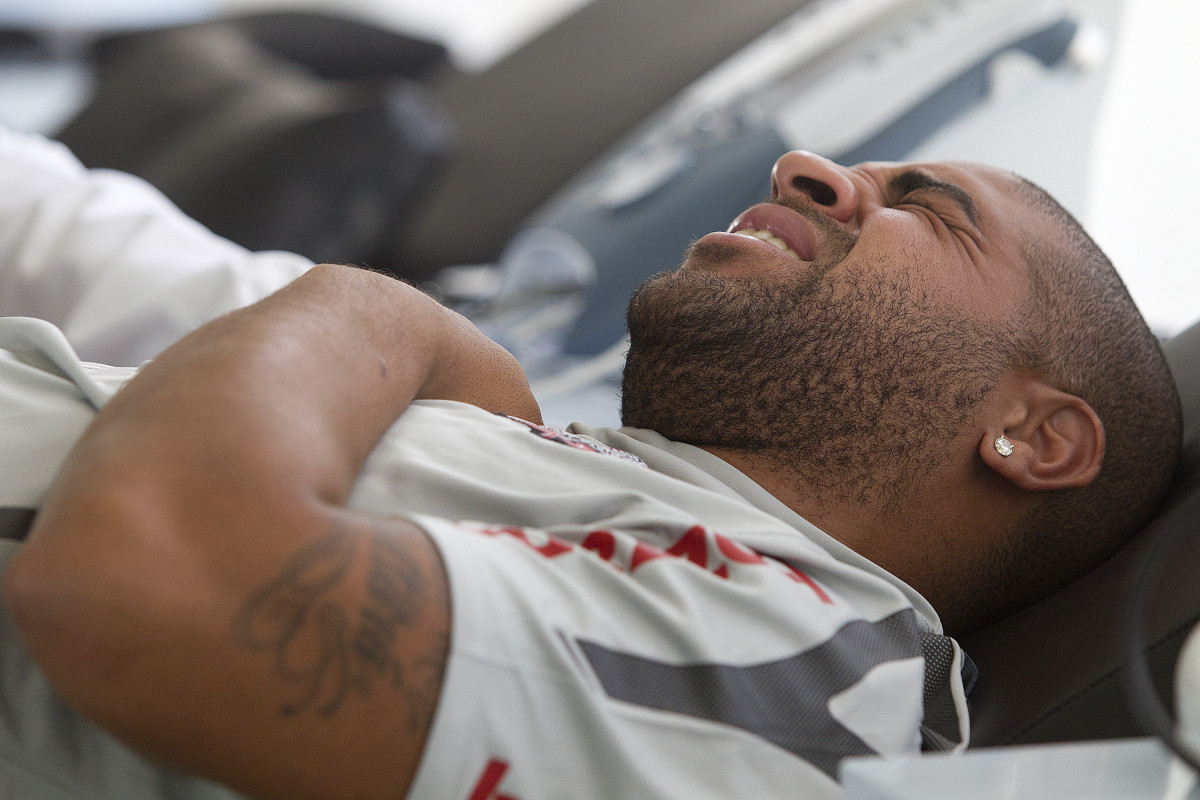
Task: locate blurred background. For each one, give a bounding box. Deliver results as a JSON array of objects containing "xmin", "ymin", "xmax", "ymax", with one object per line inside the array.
[{"xmin": 0, "ymin": 0, "xmax": 1196, "ymax": 423}]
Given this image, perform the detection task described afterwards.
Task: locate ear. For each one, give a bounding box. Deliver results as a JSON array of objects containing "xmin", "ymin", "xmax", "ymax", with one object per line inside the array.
[{"xmin": 980, "ymin": 380, "xmax": 1105, "ymax": 492}]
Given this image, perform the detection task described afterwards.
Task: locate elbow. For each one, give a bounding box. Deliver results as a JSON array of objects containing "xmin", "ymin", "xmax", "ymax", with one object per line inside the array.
[
  {"xmin": 1, "ymin": 490, "xmax": 170, "ymax": 706},
  {"xmin": 2, "ymin": 540, "xmax": 44, "ymax": 642},
  {"xmin": 2, "ymin": 527, "xmax": 94, "ymax": 691},
  {"xmin": 3, "ymin": 534, "xmax": 126, "ymax": 732}
]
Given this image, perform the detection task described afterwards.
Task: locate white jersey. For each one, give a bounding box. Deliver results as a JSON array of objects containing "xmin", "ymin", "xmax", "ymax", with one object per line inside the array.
[
  {"xmin": 0, "ymin": 126, "xmax": 972, "ymax": 799},
  {"xmin": 365, "ymin": 405, "xmax": 974, "ymax": 800}
]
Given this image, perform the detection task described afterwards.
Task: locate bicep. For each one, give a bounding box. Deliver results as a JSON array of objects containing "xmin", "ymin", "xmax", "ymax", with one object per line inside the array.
[{"xmin": 5, "ymin": 508, "xmax": 449, "ymax": 800}]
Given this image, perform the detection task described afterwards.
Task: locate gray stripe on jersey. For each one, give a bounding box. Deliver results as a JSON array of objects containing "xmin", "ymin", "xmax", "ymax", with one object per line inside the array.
[
  {"xmin": 918, "ymin": 633, "xmax": 969, "ymax": 751},
  {"xmin": 578, "ymin": 608, "xmax": 924, "ymax": 778}
]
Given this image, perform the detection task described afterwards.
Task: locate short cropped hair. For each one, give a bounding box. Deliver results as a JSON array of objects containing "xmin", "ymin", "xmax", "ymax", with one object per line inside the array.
[{"xmin": 999, "ymin": 177, "xmax": 1182, "ymax": 608}]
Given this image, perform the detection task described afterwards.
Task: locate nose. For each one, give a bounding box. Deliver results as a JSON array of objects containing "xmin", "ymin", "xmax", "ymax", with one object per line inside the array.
[{"xmin": 771, "ymin": 150, "xmax": 859, "ymax": 224}]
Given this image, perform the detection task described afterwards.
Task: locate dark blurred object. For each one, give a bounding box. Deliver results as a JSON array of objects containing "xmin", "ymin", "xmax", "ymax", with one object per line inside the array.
[
  {"xmin": 227, "ymin": 10, "xmax": 448, "ymax": 81},
  {"xmin": 385, "ymin": 0, "xmax": 812, "ymax": 279},
  {"xmin": 56, "ymin": 13, "xmax": 455, "ymax": 268},
  {"xmin": 0, "ymin": 29, "xmax": 47, "ymax": 57},
  {"xmin": 53, "ymin": 0, "xmax": 811, "ymax": 280}
]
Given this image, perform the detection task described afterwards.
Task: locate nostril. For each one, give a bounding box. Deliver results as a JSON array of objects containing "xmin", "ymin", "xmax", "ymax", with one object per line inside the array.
[{"xmin": 792, "ymin": 176, "xmax": 837, "ymax": 207}]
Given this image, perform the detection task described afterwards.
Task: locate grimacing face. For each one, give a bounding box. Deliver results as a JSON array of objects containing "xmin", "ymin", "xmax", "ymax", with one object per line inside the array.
[{"xmin": 621, "ymin": 151, "xmax": 1050, "ymax": 505}]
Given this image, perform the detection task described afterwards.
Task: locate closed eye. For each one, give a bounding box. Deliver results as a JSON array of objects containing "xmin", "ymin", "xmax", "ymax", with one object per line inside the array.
[{"xmin": 889, "ymin": 170, "xmax": 979, "ymax": 227}]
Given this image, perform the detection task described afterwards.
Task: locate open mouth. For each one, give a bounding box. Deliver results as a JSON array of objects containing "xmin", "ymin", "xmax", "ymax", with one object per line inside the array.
[
  {"xmin": 729, "ymin": 228, "xmax": 802, "ymax": 260},
  {"xmin": 725, "ymin": 203, "xmax": 820, "ymax": 262}
]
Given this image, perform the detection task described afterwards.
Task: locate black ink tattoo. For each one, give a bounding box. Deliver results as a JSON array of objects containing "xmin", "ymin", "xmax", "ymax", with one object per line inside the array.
[
  {"xmin": 352, "ymin": 532, "xmax": 416, "ymax": 684},
  {"xmin": 234, "ymin": 521, "xmax": 441, "ymax": 722}
]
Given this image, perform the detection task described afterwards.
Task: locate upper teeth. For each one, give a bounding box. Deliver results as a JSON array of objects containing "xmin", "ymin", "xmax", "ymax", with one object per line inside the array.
[{"xmin": 734, "ymin": 228, "xmax": 800, "ymax": 260}]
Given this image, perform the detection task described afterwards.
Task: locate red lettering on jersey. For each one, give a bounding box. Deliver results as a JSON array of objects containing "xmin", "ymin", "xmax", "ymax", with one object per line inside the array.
[
  {"xmin": 467, "ymin": 759, "xmax": 515, "ymax": 800},
  {"xmin": 463, "ymin": 522, "xmax": 831, "ymax": 603},
  {"xmin": 665, "ymin": 525, "xmax": 709, "ymax": 569},
  {"xmin": 714, "ymin": 534, "xmax": 766, "ymax": 565},
  {"xmin": 780, "ymin": 563, "xmax": 833, "ymax": 604},
  {"xmin": 629, "ymin": 541, "xmax": 666, "ymax": 571},
  {"xmin": 533, "ymin": 536, "xmax": 573, "ymax": 558},
  {"xmin": 581, "ymin": 530, "xmax": 616, "ymax": 561},
  {"xmin": 477, "ymin": 525, "xmax": 572, "ymax": 559}
]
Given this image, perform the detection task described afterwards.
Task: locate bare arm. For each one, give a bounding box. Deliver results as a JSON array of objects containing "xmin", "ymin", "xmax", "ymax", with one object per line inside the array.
[{"xmin": 2, "ymin": 265, "xmax": 539, "ymax": 800}]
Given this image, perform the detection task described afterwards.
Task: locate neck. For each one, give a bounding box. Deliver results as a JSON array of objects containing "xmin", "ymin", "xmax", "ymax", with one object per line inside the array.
[
  {"xmin": 699, "ymin": 445, "xmax": 872, "ymax": 551},
  {"xmin": 700, "ymin": 442, "xmax": 1022, "ymax": 634}
]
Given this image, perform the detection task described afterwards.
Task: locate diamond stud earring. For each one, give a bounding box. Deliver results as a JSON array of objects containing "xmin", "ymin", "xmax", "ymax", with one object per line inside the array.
[{"xmin": 994, "ymin": 434, "xmax": 1014, "ymax": 457}]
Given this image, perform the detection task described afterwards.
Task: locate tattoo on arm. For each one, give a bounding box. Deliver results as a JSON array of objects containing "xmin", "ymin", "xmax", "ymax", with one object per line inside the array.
[{"xmin": 234, "ymin": 521, "xmax": 447, "ymax": 728}]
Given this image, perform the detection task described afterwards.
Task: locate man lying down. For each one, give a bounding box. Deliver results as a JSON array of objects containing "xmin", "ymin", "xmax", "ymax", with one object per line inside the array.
[{"xmin": 0, "ymin": 126, "xmax": 1182, "ymax": 800}]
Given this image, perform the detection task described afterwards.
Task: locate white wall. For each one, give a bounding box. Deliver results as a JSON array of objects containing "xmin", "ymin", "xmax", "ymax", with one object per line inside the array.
[
  {"xmin": 1089, "ymin": 0, "xmax": 1200, "ymax": 336},
  {"xmin": 909, "ymin": 0, "xmax": 1198, "ymax": 335}
]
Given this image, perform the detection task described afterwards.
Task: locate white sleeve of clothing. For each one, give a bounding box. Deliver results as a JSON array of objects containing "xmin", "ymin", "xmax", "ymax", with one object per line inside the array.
[{"xmin": 0, "ymin": 126, "xmax": 312, "ymax": 366}]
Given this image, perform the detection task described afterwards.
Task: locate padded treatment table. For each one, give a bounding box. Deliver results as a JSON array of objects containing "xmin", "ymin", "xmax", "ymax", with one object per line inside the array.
[{"xmin": 963, "ymin": 319, "xmax": 1200, "ymax": 746}]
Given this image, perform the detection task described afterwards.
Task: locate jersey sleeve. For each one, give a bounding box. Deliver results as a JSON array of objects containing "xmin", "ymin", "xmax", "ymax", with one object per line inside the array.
[{"xmin": 0, "ymin": 126, "xmax": 311, "ymax": 367}]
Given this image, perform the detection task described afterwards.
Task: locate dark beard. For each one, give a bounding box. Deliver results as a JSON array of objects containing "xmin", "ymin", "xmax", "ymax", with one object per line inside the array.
[{"xmin": 621, "ymin": 255, "xmax": 1012, "ymax": 505}]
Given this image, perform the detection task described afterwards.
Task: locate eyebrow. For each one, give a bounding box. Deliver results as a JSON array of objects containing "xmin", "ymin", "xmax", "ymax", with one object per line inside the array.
[{"xmin": 889, "ymin": 170, "xmax": 979, "ymax": 226}]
